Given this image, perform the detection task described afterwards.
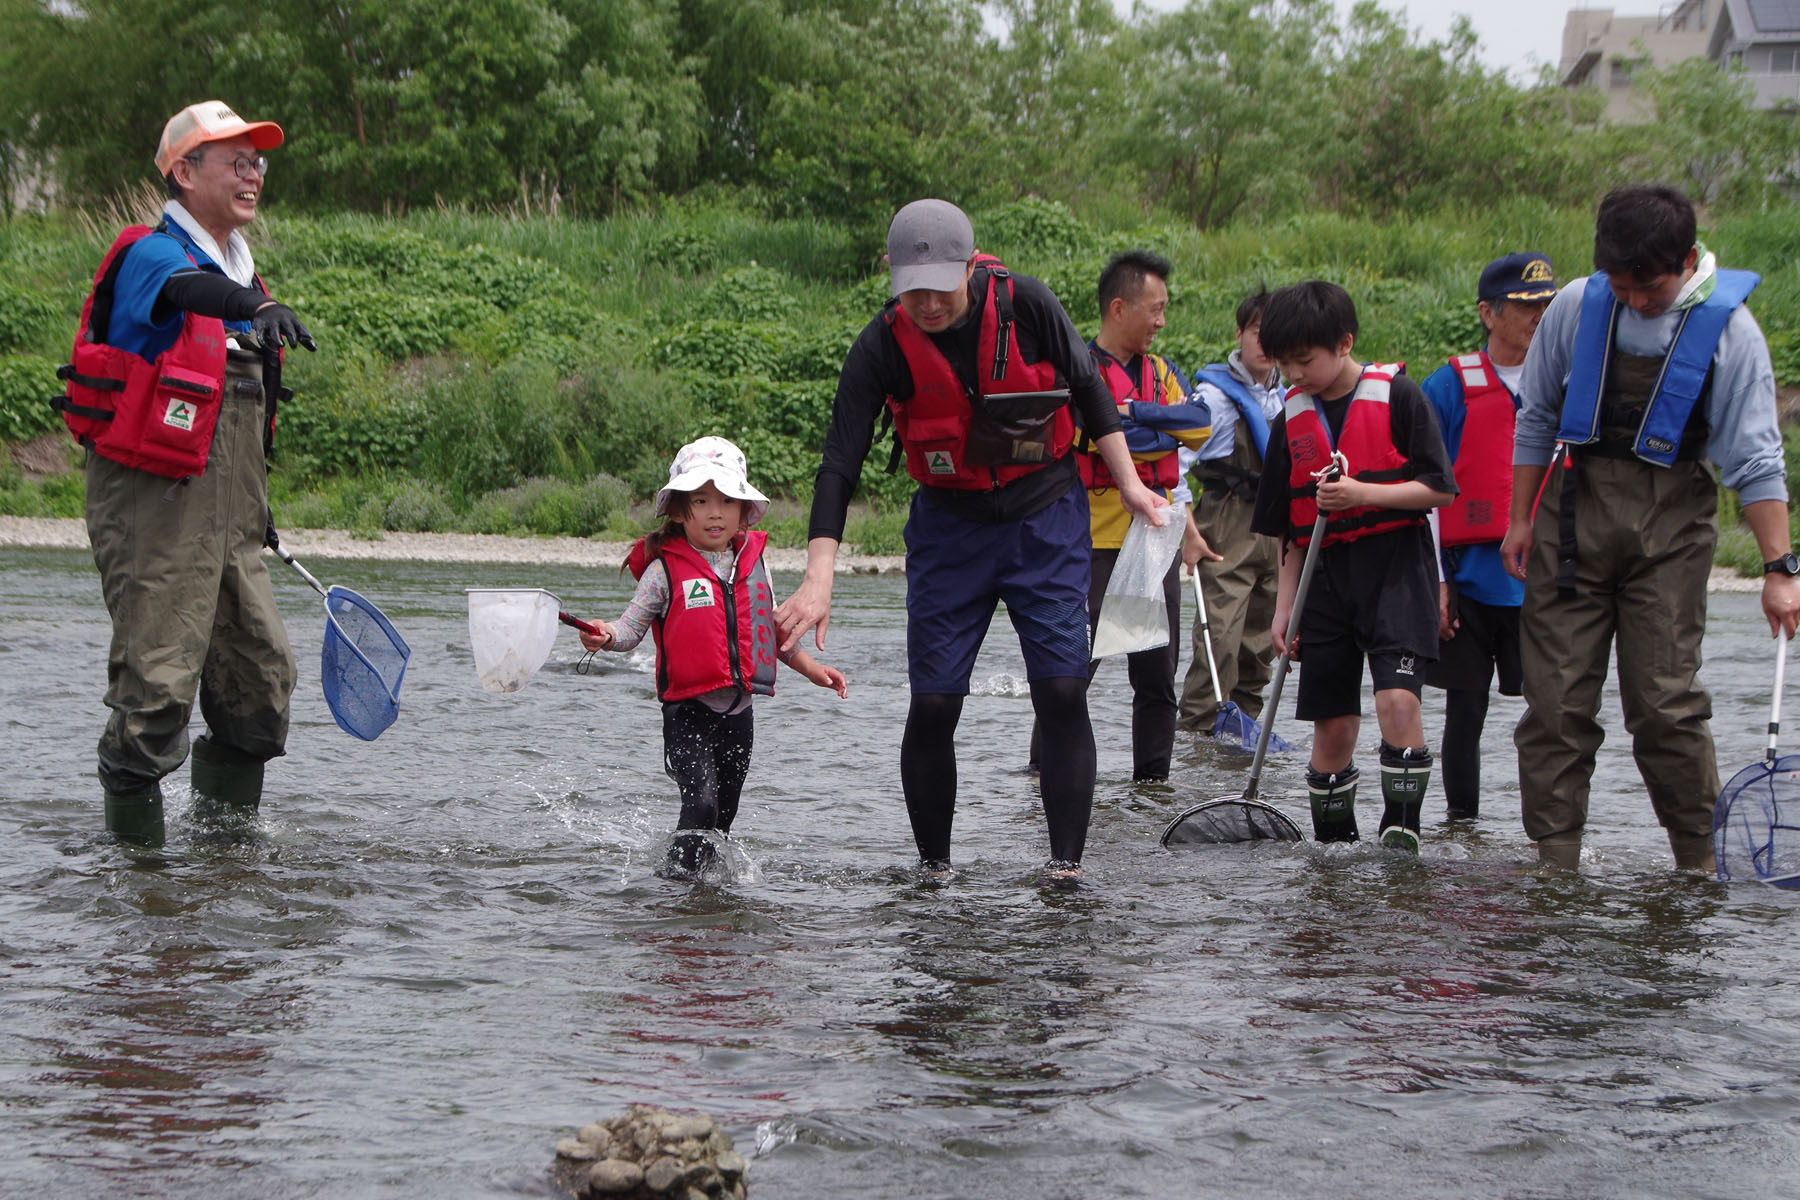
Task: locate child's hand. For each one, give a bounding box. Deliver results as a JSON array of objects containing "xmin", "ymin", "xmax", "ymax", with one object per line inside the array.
[
  {"xmin": 814, "ymin": 664, "xmax": 849, "ymax": 698},
  {"xmin": 578, "ymin": 621, "xmax": 615, "ymax": 652},
  {"xmin": 1314, "ymin": 475, "xmax": 1366, "ymax": 512}
]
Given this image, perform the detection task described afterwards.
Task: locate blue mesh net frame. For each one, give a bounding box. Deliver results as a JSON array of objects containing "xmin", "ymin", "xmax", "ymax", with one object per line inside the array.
[
  {"xmin": 321, "ymin": 586, "xmax": 411, "ymax": 741},
  {"xmin": 1714, "ymin": 752, "xmax": 1800, "ymax": 888}
]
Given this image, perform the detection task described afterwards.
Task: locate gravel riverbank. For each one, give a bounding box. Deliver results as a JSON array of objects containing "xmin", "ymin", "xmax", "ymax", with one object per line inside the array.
[
  {"xmin": 2, "ymin": 514, "xmax": 1763, "ymax": 589},
  {"xmin": 0, "ymin": 516, "xmax": 906, "ymax": 575}
]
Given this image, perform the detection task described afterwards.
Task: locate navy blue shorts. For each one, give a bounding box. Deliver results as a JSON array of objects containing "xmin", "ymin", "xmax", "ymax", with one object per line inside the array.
[{"xmin": 904, "ymin": 486, "xmax": 1092, "ymax": 694}]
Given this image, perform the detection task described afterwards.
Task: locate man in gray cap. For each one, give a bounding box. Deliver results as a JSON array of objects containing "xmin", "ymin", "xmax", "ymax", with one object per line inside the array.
[
  {"xmin": 776, "ymin": 198, "xmax": 1167, "ymax": 878},
  {"xmin": 1418, "ymin": 252, "xmax": 1556, "ymax": 822}
]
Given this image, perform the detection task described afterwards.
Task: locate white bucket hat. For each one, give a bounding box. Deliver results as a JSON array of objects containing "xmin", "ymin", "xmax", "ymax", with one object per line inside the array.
[{"xmin": 656, "ymin": 436, "xmax": 771, "ymax": 526}]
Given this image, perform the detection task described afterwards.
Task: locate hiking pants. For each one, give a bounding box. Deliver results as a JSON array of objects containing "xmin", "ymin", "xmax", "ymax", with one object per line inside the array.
[
  {"xmin": 1180, "ymin": 489, "xmax": 1278, "ymax": 729},
  {"xmin": 1514, "ymin": 454, "xmax": 1718, "ymax": 843},
  {"xmin": 86, "ymin": 353, "xmax": 296, "ymax": 794}
]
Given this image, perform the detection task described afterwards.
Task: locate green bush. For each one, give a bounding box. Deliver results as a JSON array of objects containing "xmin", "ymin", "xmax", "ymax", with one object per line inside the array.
[
  {"xmin": 382, "ymin": 479, "xmax": 457, "ymax": 532},
  {"xmin": 0, "ymin": 283, "xmax": 62, "ymax": 355},
  {"xmin": 979, "ymin": 197, "xmax": 1100, "ymax": 262},
  {"xmin": 0, "ymin": 355, "xmax": 61, "ymax": 443},
  {"xmin": 697, "ymin": 266, "xmax": 800, "ymax": 322},
  {"xmin": 645, "ymin": 228, "xmax": 721, "ymax": 276},
  {"xmin": 652, "ymin": 320, "xmax": 783, "ymax": 380}
]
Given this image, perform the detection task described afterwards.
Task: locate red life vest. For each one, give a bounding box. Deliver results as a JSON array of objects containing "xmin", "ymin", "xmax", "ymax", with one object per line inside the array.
[
  {"xmin": 1077, "ymin": 351, "xmax": 1182, "ymax": 494},
  {"xmin": 1284, "ymin": 362, "xmax": 1425, "ymax": 548},
  {"xmin": 884, "ymin": 257, "xmax": 1074, "ymax": 490},
  {"xmin": 1437, "ymin": 351, "xmax": 1515, "ymax": 547},
  {"xmin": 628, "ymin": 531, "xmax": 778, "ymax": 703},
  {"xmin": 53, "ymin": 224, "xmax": 267, "ymax": 480}
]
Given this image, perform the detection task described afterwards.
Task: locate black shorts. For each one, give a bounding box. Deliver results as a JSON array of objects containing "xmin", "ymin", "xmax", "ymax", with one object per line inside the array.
[
  {"xmin": 1426, "ymin": 592, "xmax": 1522, "ymax": 694},
  {"xmin": 1291, "ymin": 528, "xmax": 1437, "ymax": 721}
]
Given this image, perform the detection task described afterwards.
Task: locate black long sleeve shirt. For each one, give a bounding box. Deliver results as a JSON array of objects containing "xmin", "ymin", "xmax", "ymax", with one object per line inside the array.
[{"xmin": 807, "ymin": 270, "xmax": 1122, "ymax": 539}]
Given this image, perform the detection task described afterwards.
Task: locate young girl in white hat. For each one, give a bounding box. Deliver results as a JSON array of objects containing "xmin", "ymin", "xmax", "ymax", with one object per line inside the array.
[{"xmin": 579, "ymin": 437, "xmax": 847, "ymax": 876}]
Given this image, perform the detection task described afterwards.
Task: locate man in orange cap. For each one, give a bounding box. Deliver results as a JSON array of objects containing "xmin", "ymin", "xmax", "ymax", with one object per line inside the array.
[{"xmin": 56, "ymin": 101, "xmax": 318, "ymax": 845}]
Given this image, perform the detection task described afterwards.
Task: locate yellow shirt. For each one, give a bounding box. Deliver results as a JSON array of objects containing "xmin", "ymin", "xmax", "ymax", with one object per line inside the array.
[{"xmin": 1085, "ymin": 351, "xmax": 1213, "ymax": 549}]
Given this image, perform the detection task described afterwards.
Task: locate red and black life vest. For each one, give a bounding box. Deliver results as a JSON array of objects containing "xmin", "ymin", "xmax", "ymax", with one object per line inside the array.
[
  {"xmin": 628, "ymin": 531, "xmax": 778, "ymax": 703},
  {"xmin": 1284, "ymin": 362, "xmax": 1425, "ymax": 548},
  {"xmin": 1437, "ymin": 351, "xmax": 1515, "ymax": 547},
  {"xmin": 52, "ymin": 224, "xmax": 272, "ymax": 480},
  {"xmin": 1077, "ymin": 351, "xmax": 1182, "ymax": 494},
  {"xmin": 884, "ymin": 256, "xmax": 1074, "ymax": 490}
]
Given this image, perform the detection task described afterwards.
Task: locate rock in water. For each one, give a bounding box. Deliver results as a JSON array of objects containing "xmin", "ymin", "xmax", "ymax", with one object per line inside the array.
[{"xmin": 551, "ymin": 1104, "xmax": 747, "ymax": 1198}]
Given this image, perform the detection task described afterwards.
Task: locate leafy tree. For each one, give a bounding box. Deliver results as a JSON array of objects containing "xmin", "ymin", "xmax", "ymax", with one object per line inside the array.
[
  {"xmin": 1127, "ymin": 0, "xmax": 1333, "ymax": 230},
  {"xmin": 1636, "ymin": 55, "xmax": 1798, "ymax": 208}
]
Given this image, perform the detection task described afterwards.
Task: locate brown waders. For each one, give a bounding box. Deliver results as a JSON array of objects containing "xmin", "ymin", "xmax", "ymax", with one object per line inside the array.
[
  {"xmin": 86, "ymin": 347, "xmax": 296, "ymax": 843},
  {"xmin": 1179, "ymin": 419, "xmax": 1279, "ymax": 731},
  {"xmin": 1515, "ymin": 378, "xmax": 1720, "ymax": 870}
]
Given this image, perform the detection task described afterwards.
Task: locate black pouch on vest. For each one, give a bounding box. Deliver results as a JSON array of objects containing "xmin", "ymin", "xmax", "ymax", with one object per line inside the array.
[{"xmin": 965, "ymin": 388, "xmax": 1070, "ymax": 467}]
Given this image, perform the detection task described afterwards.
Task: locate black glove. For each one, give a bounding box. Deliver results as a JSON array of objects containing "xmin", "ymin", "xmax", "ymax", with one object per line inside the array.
[
  {"xmin": 264, "ymin": 519, "xmax": 281, "ymax": 551},
  {"xmin": 252, "ymin": 303, "xmax": 317, "ymax": 351}
]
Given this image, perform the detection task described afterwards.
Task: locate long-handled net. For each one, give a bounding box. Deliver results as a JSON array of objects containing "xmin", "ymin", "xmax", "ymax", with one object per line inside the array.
[
  {"xmin": 467, "ymin": 588, "xmax": 602, "ymax": 694},
  {"xmin": 1162, "ymin": 457, "xmax": 1345, "ymax": 845},
  {"xmin": 321, "ymin": 587, "xmax": 411, "ymax": 740},
  {"xmin": 1715, "ymin": 630, "xmax": 1800, "ymax": 886},
  {"xmin": 270, "ymin": 536, "xmax": 411, "ymax": 741},
  {"xmin": 1190, "ymin": 570, "xmax": 1290, "ymax": 754}
]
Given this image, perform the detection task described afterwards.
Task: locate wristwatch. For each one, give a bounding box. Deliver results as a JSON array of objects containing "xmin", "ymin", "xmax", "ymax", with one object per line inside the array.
[{"xmin": 1763, "ymin": 552, "xmax": 1800, "ymax": 576}]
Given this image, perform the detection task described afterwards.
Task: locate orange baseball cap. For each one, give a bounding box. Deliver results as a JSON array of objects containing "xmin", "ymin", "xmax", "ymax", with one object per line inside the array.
[{"xmin": 154, "ymin": 101, "xmax": 283, "ymax": 176}]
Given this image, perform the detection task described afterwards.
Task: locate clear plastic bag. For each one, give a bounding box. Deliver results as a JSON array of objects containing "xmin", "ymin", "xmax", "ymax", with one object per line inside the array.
[{"xmin": 1090, "ymin": 502, "xmax": 1187, "ymax": 659}]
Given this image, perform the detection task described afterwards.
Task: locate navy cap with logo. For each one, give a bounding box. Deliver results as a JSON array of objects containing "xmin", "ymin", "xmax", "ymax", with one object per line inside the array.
[
  {"xmin": 1478, "ymin": 252, "xmax": 1558, "ymax": 303},
  {"xmin": 887, "ymin": 199, "xmax": 975, "ymax": 295}
]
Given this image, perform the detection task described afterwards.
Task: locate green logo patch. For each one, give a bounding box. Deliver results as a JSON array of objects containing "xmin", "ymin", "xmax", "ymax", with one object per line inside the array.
[{"xmin": 684, "ymin": 579, "xmax": 716, "ymax": 609}]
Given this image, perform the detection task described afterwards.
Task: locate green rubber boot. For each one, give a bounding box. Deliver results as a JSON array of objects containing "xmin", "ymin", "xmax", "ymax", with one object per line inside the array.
[
  {"xmin": 1378, "ymin": 742, "xmax": 1432, "ymax": 854},
  {"xmin": 1307, "ymin": 765, "xmax": 1361, "ymax": 843},
  {"xmin": 189, "ymin": 736, "xmax": 265, "ymax": 822},
  {"xmin": 103, "ymin": 781, "xmax": 166, "ymax": 847}
]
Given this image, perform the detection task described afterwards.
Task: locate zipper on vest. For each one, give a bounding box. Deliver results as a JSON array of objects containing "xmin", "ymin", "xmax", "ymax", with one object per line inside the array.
[{"xmin": 720, "ymin": 554, "xmax": 745, "ymax": 697}]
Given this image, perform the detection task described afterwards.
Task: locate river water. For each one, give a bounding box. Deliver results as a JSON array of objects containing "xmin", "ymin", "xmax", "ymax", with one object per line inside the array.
[{"xmin": 3, "ymin": 546, "xmax": 1798, "ymax": 1199}]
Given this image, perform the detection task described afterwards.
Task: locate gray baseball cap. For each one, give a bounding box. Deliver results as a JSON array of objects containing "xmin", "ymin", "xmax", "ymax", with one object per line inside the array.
[{"xmin": 887, "ymin": 199, "xmax": 974, "ymax": 294}]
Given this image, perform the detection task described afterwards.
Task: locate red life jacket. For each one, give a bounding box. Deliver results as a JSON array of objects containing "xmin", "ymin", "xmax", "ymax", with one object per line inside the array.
[
  {"xmin": 884, "ymin": 256, "xmax": 1074, "ymax": 490},
  {"xmin": 1284, "ymin": 362, "xmax": 1425, "ymax": 548},
  {"xmin": 1077, "ymin": 351, "xmax": 1182, "ymax": 494},
  {"xmin": 628, "ymin": 531, "xmax": 778, "ymax": 703},
  {"xmin": 53, "ymin": 224, "xmax": 268, "ymax": 480},
  {"xmin": 1436, "ymin": 351, "xmax": 1515, "ymax": 547}
]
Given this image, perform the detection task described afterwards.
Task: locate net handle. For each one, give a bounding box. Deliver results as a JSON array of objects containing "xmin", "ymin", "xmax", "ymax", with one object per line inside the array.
[{"xmin": 1768, "ymin": 628, "xmax": 1789, "ymax": 764}]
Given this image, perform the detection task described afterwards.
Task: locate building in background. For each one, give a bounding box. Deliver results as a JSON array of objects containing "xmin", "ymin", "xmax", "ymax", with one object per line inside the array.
[
  {"xmin": 1708, "ymin": 0, "xmax": 1800, "ymax": 107},
  {"xmin": 1561, "ymin": 1, "xmax": 1713, "ymax": 118}
]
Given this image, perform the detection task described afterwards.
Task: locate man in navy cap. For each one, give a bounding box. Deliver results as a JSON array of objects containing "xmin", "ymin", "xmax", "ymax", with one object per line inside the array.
[{"xmin": 1419, "ymin": 252, "xmax": 1556, "ymax": 822}]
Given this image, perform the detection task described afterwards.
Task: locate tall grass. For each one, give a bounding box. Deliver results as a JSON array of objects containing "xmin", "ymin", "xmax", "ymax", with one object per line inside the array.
[{"xmin": 5, "ymin": 195, "xmax": 1799, "ymax": 554}]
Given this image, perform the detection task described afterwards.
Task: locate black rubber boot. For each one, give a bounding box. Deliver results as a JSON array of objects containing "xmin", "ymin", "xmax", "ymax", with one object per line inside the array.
[
  {"xmin": 1378, "ymin": 741, "xmax": 1431, "ymax": 854},
  {"xmin": 103, "ymin": 780, "xmax": 166, "ymax": 847},
  {"xmin": 1307, "ymin": 765, "xmax": 1361, "ymax": 843},
  {"xmin": 662, "ymin": 831, "xmax": 718, "ymax": 878},
  {"xmin": 189, "ymin": 736, "xmax": 265, "ymax": 821}
]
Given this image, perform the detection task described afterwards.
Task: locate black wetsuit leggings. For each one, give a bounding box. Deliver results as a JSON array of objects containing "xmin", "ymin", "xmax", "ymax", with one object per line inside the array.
[
  {"xmin": 900, "ymin": 677, "xmax": 1096, "ymax": 864},
  {"xmin": 1439, "ymin": 687, "xmax": 1488, "ymax": 818},
  {"xmin": 662, "ymin": 700, "xmax": 754, "ymax": 832}
]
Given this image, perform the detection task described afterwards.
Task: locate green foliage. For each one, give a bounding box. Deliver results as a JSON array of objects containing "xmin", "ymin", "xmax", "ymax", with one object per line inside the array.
[
  {"xmin": 0, "ymin": 282, "xmax": 60, "ymax": 354},
  {"xmin": 979, "ymin": 197, "xmax": 1100, "ymax": 261},
  {"xmin": 0, "ymin": 354, "xmax": 60, "ymax": 443},
  {"xmin": 696, "ymin": 266, "xmax": 800, "ymax": 322},
  {"xmin": 652, "ymin": 320, "xmax": 783, "ymax": 379},
  {"xmin": 645, "ymin": 228, "xmax": 722, "ymax": 275}
]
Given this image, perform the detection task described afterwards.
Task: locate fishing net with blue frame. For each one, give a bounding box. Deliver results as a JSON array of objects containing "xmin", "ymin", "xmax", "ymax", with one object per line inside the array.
[
  {"xmin": 321, "ymin": 585, "xmax": 411, "ymax": 741},
  {"xmin": 1714, "ymin": 752, "xmax": 1800, "ymax": 887}
]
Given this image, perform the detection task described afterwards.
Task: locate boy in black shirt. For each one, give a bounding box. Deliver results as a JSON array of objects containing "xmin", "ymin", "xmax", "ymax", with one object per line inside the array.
[{"xmin": 1250, "ymin": 282, "xmax": 1458, "ymax": 851}]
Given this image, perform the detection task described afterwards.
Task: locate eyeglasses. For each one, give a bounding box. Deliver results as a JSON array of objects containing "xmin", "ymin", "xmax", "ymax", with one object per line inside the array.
[{"xmin": 186, "ymin": 152, "xmax": 269, "ymax": 180}]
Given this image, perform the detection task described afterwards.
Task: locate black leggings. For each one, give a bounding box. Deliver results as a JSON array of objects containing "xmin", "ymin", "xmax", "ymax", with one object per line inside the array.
[
  {"xmin": 901, "ymin": 677, "xmax": 1096, "ymax": 864},
  {"xmin": 1439, "ymin": 687, "xmax": 1488, "ymax": 817},
  {"xmin": 662, "ymin": 700, "xmax": 754, "ymax": 832}
]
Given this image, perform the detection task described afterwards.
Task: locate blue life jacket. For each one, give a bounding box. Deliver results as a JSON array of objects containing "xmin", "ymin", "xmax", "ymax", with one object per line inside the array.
[
  {"xmin": 1192, "ymin": 365, "xmax": 1271, "ymax": 459},
  {"xmin": 1557, "ymin": 268, "xmax": 1761, "ymax": 466}
]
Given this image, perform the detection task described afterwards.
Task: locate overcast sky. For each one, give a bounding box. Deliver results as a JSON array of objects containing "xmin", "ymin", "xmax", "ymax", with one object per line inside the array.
[{"xmin": 1119, "ymin": 0, "xmax": 1592, "ymax": 80}]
